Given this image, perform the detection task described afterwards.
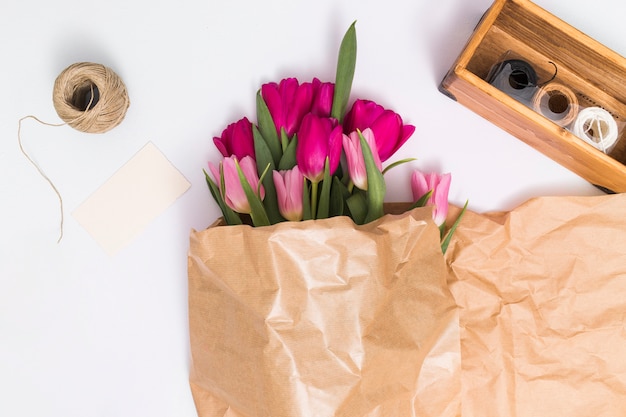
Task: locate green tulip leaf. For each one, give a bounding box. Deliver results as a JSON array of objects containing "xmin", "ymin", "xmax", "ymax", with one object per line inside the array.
[
  {"xmin": 302, "ymin": 180, "xmax": 312, "ymax": 221},
  {"xmin": 331, "ymin": 21, "xmax": 357, "ymax": 124},
  {"xmin": 346, "ymin": 191, "xmax": 367, "ymax": 225},
  {"xmin": 330, "ymin": 176, "xmax": 348, "ymax": 217},
  {"xmin": 257, "ymin": 162, "xmax": 272, "ymax": 195},
  {"xmin": 382, "ymin": 157, "xmax": 417, "ymax": 175},
  {"xmin": 441, "ymin": 200, "xmax": 468, "ymax": 254},
  {"xmin": 359, "ymin": 131, "xmax": 385, "ymax": 223},
  {"xmin": 278, "ymin": 134, "xmax": 298, "ymax": 170},
  {"xmin": 256, "ymin": 90, "xmax": 282, "ymax": 165},
  {"xmin": 280, "ymin": 128, "xmax": 290, "ymax": 152},
  {"xmin": 234, "ymin": 159, "xmax": 270, "ymax": 227},
  {"xmin": 253, "ymin": 125, "xmax": 284, "ymax": 224},
  {"xmin": 410, "ymin": 190, "xmax": 433, "ymax": 210},
  {"xmin": 317, "ymin": 158, "xmax": 332, "ymax": 219},
  {"xmin": 439, "ymin": 223, "xmax": 446, "ymax": 240}
]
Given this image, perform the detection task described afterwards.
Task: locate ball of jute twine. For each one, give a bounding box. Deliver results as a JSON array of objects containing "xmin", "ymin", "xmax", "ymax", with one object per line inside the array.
[
  {"xmin": 18, "ymin": 62, "xmax": 130, "ymax": 243},
  {"xmin": 52, "ymin": 62, "xmax": 130, "ymax": 133}
]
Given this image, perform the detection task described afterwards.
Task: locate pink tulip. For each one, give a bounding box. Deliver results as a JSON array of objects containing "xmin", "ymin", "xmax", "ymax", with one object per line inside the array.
[
  {"xmin": 342, "ymin": 128, "xmax": 382, "ymax": 190},
  {"xmin": 213, "ymin": 117, "xmax": 255, "ymax": 160},
  {"xmin": 343, "ymin": 99, "xmax": 415, "ymax": 162},
  {"xmin": 296, "ymin": 114, "xmax": 343, "ymax": 183},
  {"xmin": 261, "ymin": 78, "xmax": 334, "ymax": 138},
  {"xmin": 209, "ymin": 156, "xmax": 265, "ymax": 214},
  {"xmin": 273, "ymin": 166, "xmax": 304, "ymax": 221},
  {"xmin": 411, "ymin": 170, "xmax": 451, "ymax": 226}
]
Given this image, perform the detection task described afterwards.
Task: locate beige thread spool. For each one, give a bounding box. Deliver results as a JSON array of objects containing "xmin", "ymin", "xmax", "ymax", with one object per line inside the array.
[
  {"xmin": 531, "ymin": 82, "xmax": 579, "ymax": 127},
  {"xmin": 52, "ymin": 62, "xmax": 130, "ymax": 133}
]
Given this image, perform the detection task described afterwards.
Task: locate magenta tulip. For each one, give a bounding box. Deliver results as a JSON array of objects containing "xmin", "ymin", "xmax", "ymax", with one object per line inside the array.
[
  {"xmin": 343, "ymin": 99, "xmax": 415, "ymax": 162},
  {"xmin": 209, "ymin": 156, "xmax": 265, "ymax": 214},
  {"xmin": 213, "ymin": 117, "xmax": 255, "ymax": 160},
  {"xmin": 342, "ymin": 128, "xmax": 382, "ymax": 190},
  {"xmin": 411, "ymin": 170, "xmax": 451, "ymax": 226},
  {"xmin": 310, "ymin": 78, "xmax": 334, "ymax": 118},
  {"xmin": 261, "ymin": 78, "xmax": 313, "ymax": 138},
  {"xmin": 296, "ymin": 114, "xmax": 343, "ymax": 183},
  {"xmin": 273, "ymin": 166, "xmax": 304, "ymax": 221},
  {"xmin": 261, "ymin": 78, "xmax": 334, "ymax": 138}
]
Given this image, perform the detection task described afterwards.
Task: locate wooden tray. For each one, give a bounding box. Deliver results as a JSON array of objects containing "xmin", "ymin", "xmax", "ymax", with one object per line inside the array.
[{"xmin": 439, "ymin": 0, "xmax": 626, "ymax": 193}]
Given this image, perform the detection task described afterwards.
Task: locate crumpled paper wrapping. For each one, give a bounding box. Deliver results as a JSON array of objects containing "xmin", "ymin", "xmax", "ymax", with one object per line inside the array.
[
  {"xmin": 445, "ymin": 194, "xmax": 626, "ymax": 416},
  {"xmin": 188, "ymin": 207, "xmax": 461, "ymax": 417}
]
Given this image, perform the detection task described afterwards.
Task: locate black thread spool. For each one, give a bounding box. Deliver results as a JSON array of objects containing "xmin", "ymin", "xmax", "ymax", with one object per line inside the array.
[{"xmin": 486, "ymin": 59, "xmax": 538, "ymax": 103}]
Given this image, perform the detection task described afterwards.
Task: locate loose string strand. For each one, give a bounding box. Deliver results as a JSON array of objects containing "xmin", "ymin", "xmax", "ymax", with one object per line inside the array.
[
  {"xmin": 17, "ymin": 115, "xmax": 66, "ymax": 243},
  {"xmin": 535, "ymin": 61, "xmax": 558, "ymax": 88},
  {"xmin": 19, "ymin": 62, "xmax": 129, "ymax": 244}
]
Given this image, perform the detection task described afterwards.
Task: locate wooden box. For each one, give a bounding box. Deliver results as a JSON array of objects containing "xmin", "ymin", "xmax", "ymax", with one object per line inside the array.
[{"xmin": 439, "ymin": 0, "xmax": 626, "ymax": 193}]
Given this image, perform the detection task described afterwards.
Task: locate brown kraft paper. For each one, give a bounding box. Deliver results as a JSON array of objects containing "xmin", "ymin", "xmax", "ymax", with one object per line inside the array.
[
  {"xmin": 188, "ymin": 207, "xmax": 461, "ymax": 417},
  {"xmin": 445, "ymin": 194, "xmax": 626, "ymax": 416}
]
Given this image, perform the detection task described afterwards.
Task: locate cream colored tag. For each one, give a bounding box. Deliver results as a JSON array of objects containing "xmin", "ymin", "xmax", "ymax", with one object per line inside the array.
[{"xmin": 73, "ymin": 142, "xmax": 191, "ymax": 256}]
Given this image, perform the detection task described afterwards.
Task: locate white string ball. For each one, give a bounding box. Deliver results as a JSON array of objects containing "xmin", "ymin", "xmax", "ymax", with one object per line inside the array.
[{"xmin": 572, "ymin": 106, "xmax": 619, "ymax": 153}]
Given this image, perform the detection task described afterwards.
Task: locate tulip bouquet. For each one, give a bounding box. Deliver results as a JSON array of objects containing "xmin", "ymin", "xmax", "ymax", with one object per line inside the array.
[
  {"xmin": 191, "ymin": 22, "xmax": 469, "ymax": 416},
  {"xmin": 204, "ymin": 22, "xmax": 465, "ymax": 252}
]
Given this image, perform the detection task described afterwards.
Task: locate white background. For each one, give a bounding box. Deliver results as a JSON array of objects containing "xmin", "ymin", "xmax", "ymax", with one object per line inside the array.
[{"xmin": 0, "ymin": 0, "xmax": 623, "ymax": 415}]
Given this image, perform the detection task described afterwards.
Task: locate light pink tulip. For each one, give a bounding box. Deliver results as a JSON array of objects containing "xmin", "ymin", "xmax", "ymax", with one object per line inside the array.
[
  {"xmin": 411, "ymin": 170, "xmax": 451, "ymax": 226},
  {"xmin": 209, "ymin": 156, "xmax": 265, "ymax": 214},
  {"xmin": 273, "ymin": 166, "xmax": 304, "ymax": 221},
  {"xmin": 342, "ymin": 128, "xmax": 382, "ymax": 190}
]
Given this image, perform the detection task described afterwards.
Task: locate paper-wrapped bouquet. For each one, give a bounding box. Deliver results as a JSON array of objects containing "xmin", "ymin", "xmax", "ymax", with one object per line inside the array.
[{"xmin": 187, "ymin": 22, "xmax": 466, "ymax": 417}]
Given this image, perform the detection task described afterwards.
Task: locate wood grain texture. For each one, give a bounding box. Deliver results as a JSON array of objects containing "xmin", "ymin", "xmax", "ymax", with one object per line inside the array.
[{"xmin": 440, "ymin": 0, "xmax": 626, "ymax": 192}]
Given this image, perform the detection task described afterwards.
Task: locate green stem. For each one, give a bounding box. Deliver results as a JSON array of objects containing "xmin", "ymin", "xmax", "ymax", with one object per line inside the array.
[{"xmin": 311, "ymin": 181, "xmax": 319, "ymax": 219}]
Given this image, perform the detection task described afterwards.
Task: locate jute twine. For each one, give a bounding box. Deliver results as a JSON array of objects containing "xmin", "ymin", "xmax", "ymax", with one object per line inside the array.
[
  {"xmin": 52, "ymin": 62, "xmax": 130, "ymax": 133},
  {"xmin": 18, "ymin": 62, "xmax": 130, "ymax": 243}
]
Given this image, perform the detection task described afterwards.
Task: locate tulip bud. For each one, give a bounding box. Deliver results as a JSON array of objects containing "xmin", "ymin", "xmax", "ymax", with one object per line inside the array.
[
  {"xmin": 342, "ymin": 128, "xmax": 382, "ymax": 190},
  {"xmin": 310, "ymin": 78, "xmax": 334, "ymax": 118},
  {"xmin": 261, "ymin": 78, "xmax": 336, "ymax": 140},
  {"xmin": 296, "ymin": 114, "xmax": 342, "ymax": 183},
  {"xmin": 261, "ymin": 78, "xmax": 313, "ymax": 138},
  {"xmin": 209, "ymin": 156, "xmax": 265, "ymax": 214},
  {"xmin": 411, "ymin": 170, "xmax": 451, "ymax": 226},
  {"xmin": 273, "ymin": 166, "xmax": 304, "ymax": 221},
  {"xmin": 213, "ymin": 117, "xmax": 255, "ymax": 160}
]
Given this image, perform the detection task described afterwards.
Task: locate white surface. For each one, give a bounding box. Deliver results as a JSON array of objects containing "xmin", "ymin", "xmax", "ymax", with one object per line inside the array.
[{"xmin": 0, "ymin": 0, "xmax": 623, "ymax": 415}]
